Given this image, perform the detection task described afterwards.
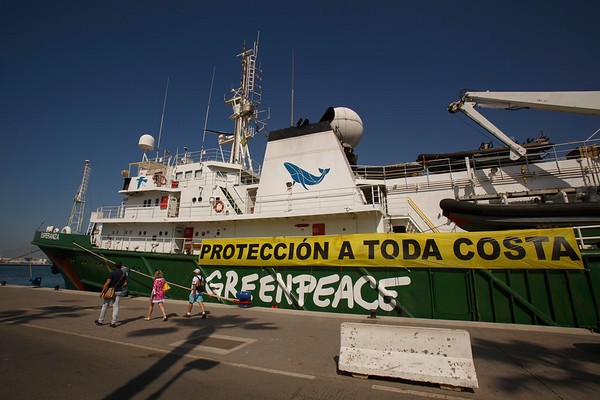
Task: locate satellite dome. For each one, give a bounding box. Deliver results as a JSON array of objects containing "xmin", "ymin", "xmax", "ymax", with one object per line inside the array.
[
  {"xmin": 138, "ymin": 134, "xmax": 155, "ymax": 151},
  {"xmin": 319, "ymin": 107, "xmax": 363, "ymax": 149}
]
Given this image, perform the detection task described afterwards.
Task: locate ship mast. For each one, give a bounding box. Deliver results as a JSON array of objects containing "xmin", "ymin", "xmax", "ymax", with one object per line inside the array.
[
  {"xmin": 220, "ymin": 35, "xmax": 267, "ymax": 171},
  {"xmin": 67, "ymin": 160, "xmax": 91, "ymax": 233}
]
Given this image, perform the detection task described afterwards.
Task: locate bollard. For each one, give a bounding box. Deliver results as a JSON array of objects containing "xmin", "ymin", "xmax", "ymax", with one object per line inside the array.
[
  {"xmin": 235, "ymin": 291, "xmax": 252, "ymax": 308},
  {"xmin": 29, "ymin": 277, "xmax": 42, "ymax": 287}
]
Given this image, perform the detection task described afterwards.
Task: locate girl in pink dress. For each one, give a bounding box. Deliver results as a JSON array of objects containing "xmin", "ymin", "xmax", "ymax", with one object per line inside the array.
[{"xmin": 145, "ymin": 270, "xmax": 168, "ymax": 321}]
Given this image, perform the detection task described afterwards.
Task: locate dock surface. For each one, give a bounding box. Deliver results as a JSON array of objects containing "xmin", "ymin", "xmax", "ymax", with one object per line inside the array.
[{"xmin": 1, "ymin": 285, "xmax": 599, "ymax": 399}]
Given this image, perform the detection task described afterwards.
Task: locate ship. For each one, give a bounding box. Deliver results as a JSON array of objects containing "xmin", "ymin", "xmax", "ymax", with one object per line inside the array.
[{"xmin": 32, "ymin": 38, "xmax": 600, "ymax": 329}]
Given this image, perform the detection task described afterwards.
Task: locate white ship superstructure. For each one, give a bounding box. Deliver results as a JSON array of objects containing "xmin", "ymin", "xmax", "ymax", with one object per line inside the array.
[{"xmin": 85, "ymin": 38, "xmax": 600, "ymax": 255}]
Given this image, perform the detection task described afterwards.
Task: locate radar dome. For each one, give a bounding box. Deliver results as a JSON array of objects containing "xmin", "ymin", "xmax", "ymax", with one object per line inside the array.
[
  {"xmin": 319, "ymin": 107, "xmax": 363, "ymax": 149},
  {"xmin": 138, "ymin": 134, "xmax": 155, "ymax": 151}
]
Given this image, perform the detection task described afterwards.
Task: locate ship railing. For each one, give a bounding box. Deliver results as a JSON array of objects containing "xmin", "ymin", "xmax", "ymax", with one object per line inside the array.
[
  {"xmin": 127, "ymin": 147, "xmax": 262, "ymax": 177},
  {"xmin": 352, "ymin": 137, "xmax": 600, "ymax": 182},
  {"xmin": 98, "ymin": 235, "xmax": 188, "ymax": 254},
  {"xmin": 573, "ymin": 225, "xmax": 600, "ymax": 250},
  {"xmin": 92, "ymin": 205, "xmax": 170, "ymax": 220},
  {"xmin": 94, "ymin": 185, "xmax": 386, "ymax": 219},
  {"xmin": 173, "ymin": 148, "xmax": 262, "ymax": 172},
  {"xmin": 253, "ymin": 186, "xmax": 384, "ymax": 214}
]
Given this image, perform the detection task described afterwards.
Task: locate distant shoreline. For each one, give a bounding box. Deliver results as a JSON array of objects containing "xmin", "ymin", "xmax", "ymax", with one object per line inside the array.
[
  {"xmin": 0, "ymin": 261, "xmax": 50, "ymax": 267},
  {"xmin": 1, "ymin": 263, "xmax": 50, "ymax": 267}
]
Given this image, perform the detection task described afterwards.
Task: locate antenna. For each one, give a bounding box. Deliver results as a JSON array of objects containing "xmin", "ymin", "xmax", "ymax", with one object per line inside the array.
[
  {"xmin": 157, "ymin": 77, "xmax": 170, "ymax": 153},
  {"xmin": 221, "ymin": 32, "xmax": 268, "ymax": 171},
  {"xmin": 291, "ymin": 47, "xmax": 295, "ymax": 126},
  {"xmin": 67, "ymin": 160, "xmax": 91, "ymax": 233},
  {"xmin": 201, "ymin": 67, "xmax": 216, "ymax": 161}
]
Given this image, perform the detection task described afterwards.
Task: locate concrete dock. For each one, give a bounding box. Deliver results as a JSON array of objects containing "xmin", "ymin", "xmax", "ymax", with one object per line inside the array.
[{"xmin": 1, "ymin": 285, "xmax": 599, "ymax": 399}]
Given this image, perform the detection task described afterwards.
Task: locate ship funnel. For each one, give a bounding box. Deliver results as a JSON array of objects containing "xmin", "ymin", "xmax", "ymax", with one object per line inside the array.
[
  {"xmin": 138, "ymin": 134, "xmax": 155, "ymax": 152},
  {"xmin": 319, "ymin": 107, "xmax": 364, "ymax": 149}
]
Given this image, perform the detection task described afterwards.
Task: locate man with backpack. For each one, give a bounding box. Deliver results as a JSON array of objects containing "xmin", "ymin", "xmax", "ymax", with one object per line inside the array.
[{"xmin": 183, "ymin": 268, "xmax": 207, "ymax": 318}]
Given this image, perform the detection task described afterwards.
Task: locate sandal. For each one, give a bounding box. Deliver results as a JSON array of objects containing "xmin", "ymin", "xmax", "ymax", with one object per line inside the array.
[{"xmin": 144, "ymin": 317, "xmax": 150, "ymax": 321}]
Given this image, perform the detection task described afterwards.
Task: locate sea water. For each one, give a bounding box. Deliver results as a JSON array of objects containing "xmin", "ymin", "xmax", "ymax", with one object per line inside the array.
[{"xmin": 0, "ymin": 264, "xmax": 66, "ymax": 288}]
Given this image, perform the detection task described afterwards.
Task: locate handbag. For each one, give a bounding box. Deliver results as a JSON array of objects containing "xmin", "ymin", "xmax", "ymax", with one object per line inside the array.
[
  {"xmin": 103, "ymin": 287, "xmax": 115, "ymax": 300},
  {"xmin": 163, "ymin": 281, "xmax": 171, "ymax": 292},
  {"xmin": 103, "ymin": 271, "xmax": 126, "ymax": 300}
]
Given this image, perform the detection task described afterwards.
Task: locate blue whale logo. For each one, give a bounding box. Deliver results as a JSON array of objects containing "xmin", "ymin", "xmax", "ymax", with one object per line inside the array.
[
  {"xmin": 136, "ymin": 176, "xmax": 148, "ymax": 189},
  {"xmin": 284, "ymin": 162, "xmax": 330, "ymax": 190}
]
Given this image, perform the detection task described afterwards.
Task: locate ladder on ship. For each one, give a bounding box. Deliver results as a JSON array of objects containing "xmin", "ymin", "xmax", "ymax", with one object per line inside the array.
[{"xmin": 220, "ymin": 186, "xmax": 243, "ymax": 214}]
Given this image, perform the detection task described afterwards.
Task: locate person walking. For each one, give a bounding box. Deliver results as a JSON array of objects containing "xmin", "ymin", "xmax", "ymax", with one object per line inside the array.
[
  {"xmin": 183, "ymin": 268, "xmax": 207, "ymax": 318},
  {"xmin": 96, "ymin": 261, "xmax": 127, "ymax": 328},
  {"xmin": 145, "ymin": 270, "xmax": 169, "ymax": 321}
]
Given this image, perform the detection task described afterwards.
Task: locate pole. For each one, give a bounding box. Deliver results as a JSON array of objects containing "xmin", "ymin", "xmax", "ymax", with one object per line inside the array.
[
  {"xmin": 201, "ymin": 67, "xmax": 216, "ymax": 161},
  {"xmin": 290, "ymin": 47, "xmax": 295, "ymax": 126},
  {"xmin": 157, "ymin": 77, "xmax": 170, "ymax": 154}
]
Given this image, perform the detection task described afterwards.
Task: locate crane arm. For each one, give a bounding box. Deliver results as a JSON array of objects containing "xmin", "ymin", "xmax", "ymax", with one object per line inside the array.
[{"xmin": 448, "ymin": 91, "xmax": 600, "ymax": 160}]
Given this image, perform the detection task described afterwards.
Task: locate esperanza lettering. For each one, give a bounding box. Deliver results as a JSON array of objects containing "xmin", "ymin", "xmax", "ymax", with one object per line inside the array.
[
  {"xmin": 40, "ymin": 232, "xmax": 60, "ymax": 240},
  {"xmin": 200, "ymin": 235, "xmax": 580, "ymax": 263}
]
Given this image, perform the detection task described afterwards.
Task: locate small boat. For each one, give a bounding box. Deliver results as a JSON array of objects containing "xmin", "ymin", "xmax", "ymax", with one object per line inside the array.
[
  {"xmin": 440, "ymin": 196, "xmax": 600, "ymax": 231},
  {"xmin": 416, "ymin": 136, "xmax": 553, "ymax": 172}
]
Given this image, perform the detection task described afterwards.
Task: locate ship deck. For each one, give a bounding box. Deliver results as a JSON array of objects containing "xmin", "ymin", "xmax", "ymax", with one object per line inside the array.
[{"xmin": 1, "ymin": 285, "xmax": 599, "ymax": 399}]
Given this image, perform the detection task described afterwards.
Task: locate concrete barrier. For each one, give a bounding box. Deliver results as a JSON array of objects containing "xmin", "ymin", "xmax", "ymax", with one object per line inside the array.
[{"xmin": 339, "ymin": 322, "xmax": 478, "ymax": 389}]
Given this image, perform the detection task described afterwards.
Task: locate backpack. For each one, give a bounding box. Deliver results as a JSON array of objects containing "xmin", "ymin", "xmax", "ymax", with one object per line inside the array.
[{"xmin": 195, "ymin": 276, "xmax": 205, "ymax": 293}]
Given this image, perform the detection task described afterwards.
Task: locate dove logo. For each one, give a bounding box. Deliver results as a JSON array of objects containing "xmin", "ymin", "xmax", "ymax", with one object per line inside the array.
[{"xmin": 284, "ymin": 162, "xmax": 330, "ymax": 190}]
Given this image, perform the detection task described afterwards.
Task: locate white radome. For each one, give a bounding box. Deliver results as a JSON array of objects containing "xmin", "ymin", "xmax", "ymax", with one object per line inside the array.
[
  {"xmin": 325, "ymin": 107, "xmax": 364, "ymax": 149},
  {"xmin": 138, "ymin": 134, "xmax": 155, "ymax": 152}
]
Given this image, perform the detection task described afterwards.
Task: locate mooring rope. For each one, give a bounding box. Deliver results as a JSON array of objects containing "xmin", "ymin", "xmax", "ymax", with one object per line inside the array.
[
  {"xmin": 70, "ymin": 242, "xmax": 240, "ymax": 303},
  {"xmin": 72, "ymin": 242, "xmax": 189, "ymax": 291}
]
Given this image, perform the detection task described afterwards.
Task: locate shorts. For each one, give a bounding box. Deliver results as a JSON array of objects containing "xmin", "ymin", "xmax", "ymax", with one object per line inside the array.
[{"xmin": 188, "ymin": 292, "xmax": 203, "ymax": 303}]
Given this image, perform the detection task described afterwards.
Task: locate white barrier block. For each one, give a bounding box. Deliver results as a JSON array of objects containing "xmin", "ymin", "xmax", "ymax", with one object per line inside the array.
[{"xmin": 339, "ymin": 322, "xmax": 478, "ymax": 389}]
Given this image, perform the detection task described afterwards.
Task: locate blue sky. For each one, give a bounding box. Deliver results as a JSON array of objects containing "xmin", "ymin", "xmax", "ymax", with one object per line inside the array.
[{"xmin": 1, "ymin": 1, "xmax": 599, "ymax": 257}]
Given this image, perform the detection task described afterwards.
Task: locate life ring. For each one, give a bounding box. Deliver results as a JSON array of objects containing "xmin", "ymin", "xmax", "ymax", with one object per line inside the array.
[
  {"xmin": 159, "ymin": 175, "xmax": 168, "ymax": 186},
  {"xmin": 213, "ymin": 200, "xmax": 225, "ymax": 213}
]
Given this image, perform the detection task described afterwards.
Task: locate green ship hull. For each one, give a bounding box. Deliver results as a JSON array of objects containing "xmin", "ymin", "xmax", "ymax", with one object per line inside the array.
[{"xmin": 32, "ymin": 230, "xmax": 600, "ymax": 329}]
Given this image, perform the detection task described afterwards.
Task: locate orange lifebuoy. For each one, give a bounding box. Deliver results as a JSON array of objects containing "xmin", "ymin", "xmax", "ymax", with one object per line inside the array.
[
  {"xmin": 213, "ymin": 200, "xmax": 225, "ymax": 213},
  {"xmin": 159, "ymin": 175, "xmax": 168, "ymax": 186}
]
